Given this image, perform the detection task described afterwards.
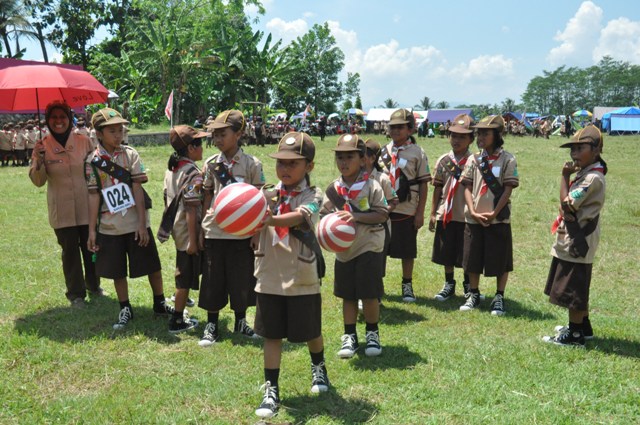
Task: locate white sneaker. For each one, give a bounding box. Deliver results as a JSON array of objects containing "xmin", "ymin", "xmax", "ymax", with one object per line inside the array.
[{"xmin": 337, "ymin": 334, "xmax": 359, "ymax": 358}]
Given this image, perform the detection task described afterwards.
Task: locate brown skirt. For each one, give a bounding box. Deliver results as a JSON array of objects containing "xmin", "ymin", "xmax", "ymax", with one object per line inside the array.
[{"xmin": 544, "ymin": 256, "xmax": 592, "ymax": 311}]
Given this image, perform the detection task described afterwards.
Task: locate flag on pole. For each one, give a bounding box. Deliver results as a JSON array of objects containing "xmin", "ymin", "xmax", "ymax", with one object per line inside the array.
[
  {"xmin": 302, "ymin": 104, "xmax": 311, "ymax": 123},
  {"xmin": 165, "ymin": 90, "xmax": 174, "ymax": 121}
]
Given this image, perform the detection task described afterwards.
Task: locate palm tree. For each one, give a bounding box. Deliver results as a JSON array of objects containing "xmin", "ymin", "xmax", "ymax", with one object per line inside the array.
[
  {"xmin": 0, "ymin": 0, "xmax": 33, "ymax": 58},
  {"xmin": 435, "ymin": 100, "xmax": 450, "ymax": 109},
  {"xmin": 501, "ymin": 97, "xmax": 516, "ymax": 113},
  {"xmin": 381, "ymin": 98, "xmax": 399, "ymax": 108},
  {"xmin": 415, "ymin": 96, "xmax": 433, "ymax": 110}
]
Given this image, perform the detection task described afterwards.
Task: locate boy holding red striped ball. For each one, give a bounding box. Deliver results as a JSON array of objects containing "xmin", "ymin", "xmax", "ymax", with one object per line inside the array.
[
  {"xmin": 321, "ymin": 134, "xmax": 389, "ymax": 359},
  {"xmin": 198, "ymin": 110, "xmax": 265, "ymax": 346}
]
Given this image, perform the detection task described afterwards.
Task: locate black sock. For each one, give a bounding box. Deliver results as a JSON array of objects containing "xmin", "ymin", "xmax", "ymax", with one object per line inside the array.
[
  {"xmin": 310, "ymin": 350, "xmax": 325, "ymax": 365},
  {"xmin": 234, "ymin": 311, "xmax": 246, "ymax": 326},
  {"xmin": 470, "ymin": 288, "xmax": 480, "ymax": 294},
  {"xmin": 264, "ymin": 368, "xmax": 280, "ymax": 388},
  {"xmin": 172, "ymin": 310, "xmax": 183, "ymax": 321},
  {"xmin": 402, "ymin": 278, "xmax": 412, "ymax": 284},
  {"xmin": 153, "ymin": 294, "xmax": 165, "ymax": 306},
  {"xmin": 463, "ymin": 273, "xmax": 470, "ymax": 284},
  {"xmin": 365, "ymin": 322, "xmax": 379, "ymax": 333},
  {"xmin": 344, "ymin": 323, "xmax": 357, "ymax": 336},
  {"xmin": 208, "ymin": 312, "xmax": 219, "ymax": 324},
  {"xmin": 445, "ymin": 272, "xmax": 454, "ymax": 283},
  {"xmin": 119, "ymin": 300, "xmax": 131, "ymax": 309},
  {"xmin": 496, "ymin": 290, "xmax": 505, "ymax": 296},
  {"xmin": 569, "ymin": 321, "xmax": 583, "ymax": 333}
]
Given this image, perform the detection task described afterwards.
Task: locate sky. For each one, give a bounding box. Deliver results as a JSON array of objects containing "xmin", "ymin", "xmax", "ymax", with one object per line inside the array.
[{"xmin": 20, "ymin": 0, "xmax": 640, "ymax": 111}]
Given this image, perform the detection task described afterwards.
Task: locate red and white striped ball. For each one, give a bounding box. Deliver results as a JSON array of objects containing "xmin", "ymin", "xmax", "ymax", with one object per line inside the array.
[
  {"xmin": 213, "ymin": 183, "xmax": 267, "ymax": 237},
  {"xmin": 317, "ymin": 213, "xmax": 356, "ymax": 253}
]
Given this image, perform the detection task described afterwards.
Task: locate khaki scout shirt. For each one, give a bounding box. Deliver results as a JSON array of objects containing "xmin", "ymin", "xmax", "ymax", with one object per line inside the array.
[
  {"xmin": 433, "ymin": 150, "xmax": 473, "ymax": 223},
  {"xmin": 551, "ymin": 162, "xmax": 606, "ymax": 264},
  {"xmin": 382, "ymin": 141, "xmax": 432, "ymax": 216},
  {"xmin": 201, "ymin": 150, "xmax": 265, "ymax": 239},
  {"xmin": 461, "ymin": 148, "xmax": 519, "ymax": 225},
  {"xmin": 29, "ymin": 132, "xmax": 94, "ymax": 229},
  {"xmin": 253, "ymin": 182, "xmax": 323, "ymax": 296},
  {"xmin": 85, "ymin": 144, "xmax": 150, "ymax": 235},
  {"xmin": 321, "ymin": 175, "xmax": 388, "ymax": 263},
  {"xmin": 163, "ymin": 159, "xmax": 203, "ymax": 251},
  {"xmin": 13, "ymin": 131, "xmax": 26, "ymax": 150},
  {"xmin": 0, "ymin": 131, "xmax": 12, "ymax": 151}
]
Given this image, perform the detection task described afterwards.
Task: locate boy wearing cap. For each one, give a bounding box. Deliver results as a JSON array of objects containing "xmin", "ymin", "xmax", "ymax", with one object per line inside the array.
[
  {"xmin": 459, "ymin": 115, "xmax": 518, "ymax": 316},
  {"xmin": 13, "ymin": 122, "xmax": 28, "ymax": 166},
  {"xmin": 199, "ymin": 109, "xmax": 265, "ymax": 346},
  {"xmin": 159, "ymin": 125, "xmax": 208, "ymax": 333},
  {"xmin": 543, "ymin": 127, "xmax": 607, "ymax": 347},
  {"xmin": 429, "ymin": 114, "xmax": 475, "ymax": 301},
  {"xmin": 252, "ymin": 132, "xmax": 329, "ymax": 419},
  {"xmin": 381, "ymin": 108, "xmax": 431, "ymax": 303},
  {"xmin": 86, "ymin": 107, "xmax": 174, "ymax": 330},
  {"xmin": 0, "ymin": 123, "xmax": 14, "ymax": 166},
  {"xmin": 321, "ymin": 134, "xmax": 389, "ymax": 358}
]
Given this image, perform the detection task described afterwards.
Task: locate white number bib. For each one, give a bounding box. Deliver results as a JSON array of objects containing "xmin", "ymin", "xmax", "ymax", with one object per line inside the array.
[{"xmin": 102, "ymin": 182, "xmax": 135, "ymax": 214}]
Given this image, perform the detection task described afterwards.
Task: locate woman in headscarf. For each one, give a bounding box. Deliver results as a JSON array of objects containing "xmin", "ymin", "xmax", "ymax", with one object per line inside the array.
[{"xmin": 29, "ymin": 101, "xmax": 104, "ymax": 307}]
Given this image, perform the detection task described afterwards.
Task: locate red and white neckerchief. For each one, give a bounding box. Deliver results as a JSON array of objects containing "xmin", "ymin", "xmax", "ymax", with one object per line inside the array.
[
  {"xmin": 335, "ymin": 171, "xmax": 369, "ymax": 212},
  {"xmin": 388, "ymin": 143, "xmax": 408, "ymax": 191},
  {"xmin": 173, "ymin": 157, "xmax": 193, "ymax": 173},
  {"xmin": 550, "ymin": 162, "xmax": 605, "ymax": 234},
  {"xmin": 478, "ymin": 149, "xmax": 502, "ymax": 197},
  {"xmin": 216, "ymin": 153, "xmax": 236, "ymax": 177},
  {"xmin": 274, "ymin": 182, "xmax": 302, "ymax": 245},
  {"xmin": 442, "ymin": 152, "xmax": 469, "ymax": 228}
]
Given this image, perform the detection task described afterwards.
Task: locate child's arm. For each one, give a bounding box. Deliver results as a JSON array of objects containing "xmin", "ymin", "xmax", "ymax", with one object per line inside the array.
[
  {"xmin": 414, "ymin": 181, "xmax": 428, "ymax": 229},
  {"xmin": 464, "ymin": 185, "xmax": 489, "ymax": 227},
  {"xmin": 132, "ymin": 181, "xmax": 149, "ymax": 246},
  {"xmin": 340, "ymin": 209, "xmax": 387, "ymax": 225},
  {"xmin": 481, "ymin": 186, "xmax": 513, "ymax": 221},
  {"xmin": 429, "ymin": 185, "xmax": 443, "ymax": 232},
  {"xmin": 560, "ymin": 161, "xmax": 579, "ymax": 220},
  {"xmin": 87, "ymin": 191, "xmax": 101, "ymax": 252},
  {"xmin": 265, "ymin": 210, "xmax": 305, "ymax": 228}
]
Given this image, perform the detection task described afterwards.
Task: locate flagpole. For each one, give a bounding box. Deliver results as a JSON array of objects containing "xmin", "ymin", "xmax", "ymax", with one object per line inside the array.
[{"xmin": 170, "ymin": 90, "xmax": 174, "ymax": 128}]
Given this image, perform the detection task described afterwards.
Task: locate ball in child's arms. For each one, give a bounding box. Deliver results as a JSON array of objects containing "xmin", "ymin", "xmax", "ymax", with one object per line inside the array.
[
  {"xmin": 317, "ymin": 213, "xmax": 356, "ymax": 253},
  {"xmin": 213, "ymin": 183, "xmax": 268, "ymax": 237}
]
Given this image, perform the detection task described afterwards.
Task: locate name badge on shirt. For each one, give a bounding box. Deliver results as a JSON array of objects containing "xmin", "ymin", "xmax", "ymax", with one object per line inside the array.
[
  {"xmin": 398, "ymin": 158, "xmax": 408, "ymax": 169},
  {"xmin": 492, "ymin": 166, "xmax": 501, "ymax": 178},
  {"xmin": 358, "ymin": 197, "xmax": 370, "ymax": 211},
  {"xmin": 102, "ymin": 182, "xmax": 135, "ymax": 215}
]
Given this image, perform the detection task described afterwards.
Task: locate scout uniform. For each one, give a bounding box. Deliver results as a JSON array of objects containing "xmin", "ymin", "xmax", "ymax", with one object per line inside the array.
[
  {"xmin": 0, "ymin": 127, "xmax": 13, "ymax": 165},
  {"xmin": 13, "ymin": 127, "xmax": 27, "ymax": 165}
]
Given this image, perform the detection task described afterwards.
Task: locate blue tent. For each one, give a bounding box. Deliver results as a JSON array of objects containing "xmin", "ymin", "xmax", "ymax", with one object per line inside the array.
[{"xmin": 601, "ymin": 107, "xmax": 640, "ymax": 134}]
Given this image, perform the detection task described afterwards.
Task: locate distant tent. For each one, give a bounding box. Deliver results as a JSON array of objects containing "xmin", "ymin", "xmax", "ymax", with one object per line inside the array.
[
  {"xmin": 426, "ymin": 109, "xmax": 472, "ymax": 123},
  {"xmin": 364, "ymin": 108, "xmax": 397, "ymax": 121},
  {"xmin": 601, "ymin": 107, "xmax": 640, "ymax": 134},
  {"xmin": 592, "ymin": 107, "xmax": 625, "ymax": 122}
]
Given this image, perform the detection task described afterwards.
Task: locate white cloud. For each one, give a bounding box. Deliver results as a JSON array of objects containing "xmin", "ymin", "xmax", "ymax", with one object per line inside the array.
[
  {"xmin": 451, "ymin": 55, "xmax": 514, "ymax": 81},
  {"xmin": 303, "ymin": 11, "xmax": 315, "ymax": 19},
  {"xmin": 547, "ymin": 1, "xmax": 603, "ymax": 67},
  {"xmin": 246, "ymin": 0, "xmax": 273, "ymax": 15},
  {"xmin": 356, "ymin": 40, "xmax": 444, "ymax": 78},
  {"xmin": 327, "ymin": 20, "xmax": 358, "ymax": 58},
  {"xmin": 265, "ymin": 18, "xmax": 308, "ymax": 45},
  {"xmin": 595, "ymin": 17, "xmax": 640, "ymax": 64}
]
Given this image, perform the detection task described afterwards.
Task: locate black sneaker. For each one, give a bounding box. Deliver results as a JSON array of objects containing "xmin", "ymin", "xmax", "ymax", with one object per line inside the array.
[
  {"xmin": 169, "ymin": 317, "xmax": 199, "ymax": 334},
  {"xmin": 460, "ymin": 292, "xmax": 481, "ymax": 311},
  {"xmin": 198, "ymin": 322, "xmax": 219, "ymax": 347},
  {"xmin": 337, "ymin": 333, "xmax": 359, "ymax": 358},
  {"xmin": 168, "ymin": 293, "xmax": 195, "ymax": 308},
  {"xmin": 554, "ymin": 324, "xmax": 594, "ymax": 340},
  {"xmin": 113, "ymin": 306, "xmax": 133, "ymax": 330},
  {"xmin": 543, "ymin": 327, "xmax": 585, "ymax": 347},
  {"xmin": 490, "ymin": 294, "xmax": 506, "ymax": 316},
  {"xmin": 234, "ymin": 318, "xmax": 260, "ymax": 339},
  {"xmin": 310, "ymin": 361, "xmax": 330, "ymax": 393},
  {"xmin": 255, "ymin": 381, "xmax": 279, "ymax": 419},
  {"xmin": 153, "ymin": 302, "xmax": 176, "ymax": 316},
  {"xmin": 402, "ymin": 282, "xmax": 416, "ymax": 302},
  {"xmin": 435, "ymin": 281, "xmax": 455, "ymax": 301},
  {"xmin": 364, "ymin": 330, "xmax": 382, "ymax": 357}
]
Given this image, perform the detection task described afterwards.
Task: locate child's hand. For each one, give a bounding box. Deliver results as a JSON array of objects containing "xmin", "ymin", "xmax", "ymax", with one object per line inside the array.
[
  {"xmin": 335, "ymin": 210, "xmax": 355, "ymax": 223},
  {"xmin": 471, "ymin": 211, "xmax": 491, "ymax": 227},
  {"xmin": 135, "ymin": 225, "xmax": 149, "ymax": 247},
  {"xmin": 186, "ymin": 240, "xmax": 199, "ymax": 255},
  {"xmin": 87, "ymin": 231, "xmax": 99, "ymax": 253},
  {"xmin": 562, "ymin": 161, "xmax": 579, "ymax": 177},
  {"xmin": 414, "ymin": 215, "xmax": 424, "ymax": 230},
  {"xmin": 428, "ymin": 215, "xmax": 436, "ymax": 232}
]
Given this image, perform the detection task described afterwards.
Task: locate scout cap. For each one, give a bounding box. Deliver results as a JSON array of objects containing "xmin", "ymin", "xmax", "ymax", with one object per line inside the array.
[
  {"xmin": 473, "ymin": 115, "xmax": 504, "ymax": 132},
  {"xmin": 560, "ymin": 125, "xmax": 603, "ymax": 151},
  {"xmin": 209, "ymin": 109, "xmax": 245, "ymax": 131},
  {"xmin": 170, "ymin": 125, "xmax": 209, "ymax": 150},
  {"xmin": 269, "ymin": 132, "xmax": 315, "ymax": 161},
  {"xmin": 364, "ymin": 138, "xmax": 381, "ymax": 155},
  {"xmin": 91, "ymin": 108, "xmax": 129, "ymax": 129},
  {"xmin": 333, "ymin": 133, "xmax": 365, "ymax": 154},
  {"xmin": 388, "ymin": 108, "xmax": 415, "ymax": 128},
  {"xmin": 448, "ymin": 114, "xmax": 474, "ymax": 134}
]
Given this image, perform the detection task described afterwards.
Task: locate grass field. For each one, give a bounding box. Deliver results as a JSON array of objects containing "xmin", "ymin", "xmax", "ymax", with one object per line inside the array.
[{"xmin": 0, "ymin": 133, "xmax": 639, "ymax": 424}]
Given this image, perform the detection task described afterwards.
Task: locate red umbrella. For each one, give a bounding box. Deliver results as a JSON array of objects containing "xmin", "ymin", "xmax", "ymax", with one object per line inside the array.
[{"xmin": 0, "ymin": 63, "xmax": 109, "ymax": 112}]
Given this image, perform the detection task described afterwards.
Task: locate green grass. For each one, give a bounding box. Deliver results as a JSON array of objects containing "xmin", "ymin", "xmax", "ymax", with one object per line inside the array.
[{"xmin": 1, "ymin": 133, "xmax": 639, "ymax": 424}]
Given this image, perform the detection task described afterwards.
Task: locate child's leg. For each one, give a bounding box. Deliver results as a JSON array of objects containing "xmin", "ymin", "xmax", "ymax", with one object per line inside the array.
[
  {"xmin": 343, "ymin": 299, "xmax": 358, "ymax": 326},
  {"xmin": 264, "ymin": 338, "xmax": 283, "ymax": 370},
  {"xmin": 402, "ymin": 258, "xmax": 414, "ymax": 280},
  {"xmin": 307, "ymin": 335, "xmax": 324, "ymax": 355},
  {"xmin": 148, "ymin": 270, "xmax": 164, "ymax": 296},
  {"xmin": 114, "ymin": 277, "xmax": 129, "ymax": 302},
  {"xmin": 497, "ymin": 272, "xmax": 508, "ymax": 292},
  {"xmin": 173, "ymin": 288, "xmax": 190, "ymax": 313},
  {"xmin": 362, "ymin": 299, "xmax": 380, "ymax": 324},
  {"xmin": 467, "ymin": 272, "xmax": 480, "ymax": 290}
]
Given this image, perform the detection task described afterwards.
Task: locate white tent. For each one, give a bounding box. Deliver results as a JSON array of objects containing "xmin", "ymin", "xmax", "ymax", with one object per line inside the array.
[{"xmin": 365, "ymin": 108, "xmax": 396, "ymax": 121}]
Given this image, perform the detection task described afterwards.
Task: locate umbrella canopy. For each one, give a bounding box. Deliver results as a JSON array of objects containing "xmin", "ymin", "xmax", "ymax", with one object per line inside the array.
[
  {"xmin": 347, "ymin": 108, "xmax": 366, "ymax": 116},
  {"xmin": 0, "ymin": 63, "xmax": 109, "ymax": 112},
  {"xmin": 327, "ymin": 112, "xmax": 340, "ymax": 119},
  {"xmin": 572, "ymin": 109, "xmax": 592, "ymax": 118}
]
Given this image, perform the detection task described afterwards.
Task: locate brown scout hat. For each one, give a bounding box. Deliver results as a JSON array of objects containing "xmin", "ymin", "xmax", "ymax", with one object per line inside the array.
[
  {"xmin": 170, "ymin": 125, "xmax": 209, "ymax": 150},
  {"xmin": 269, "ymin": 132, "xmax": 315, "ymax": 161},
  {"xmin": 388, "ymin": 108, "xmax": 416, "ymax": 128},
  {"xmin": 209, "ymin": 109, "xmax": 245, "ymax": 131},
  {"xmin": 472, "ymin": 115, "xmax": 505, "ymax": 132},
  {"xmin": 91, "ymin": 107, "xmax": 129, "ymax": 129},
  {"xmin": 560, "ymin": 125, "xmax": 603, "ymax": 151},
  {"xmin": 333, "ymin": 133, "xmax": 365, "ymax": 154},
  {"xmin": 364, "ymin": 138, "xmax": 381, "ymax": 155},
  {"xmin": 448, "ymin": 114, "xmax": 474, "ymax": 134}
]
